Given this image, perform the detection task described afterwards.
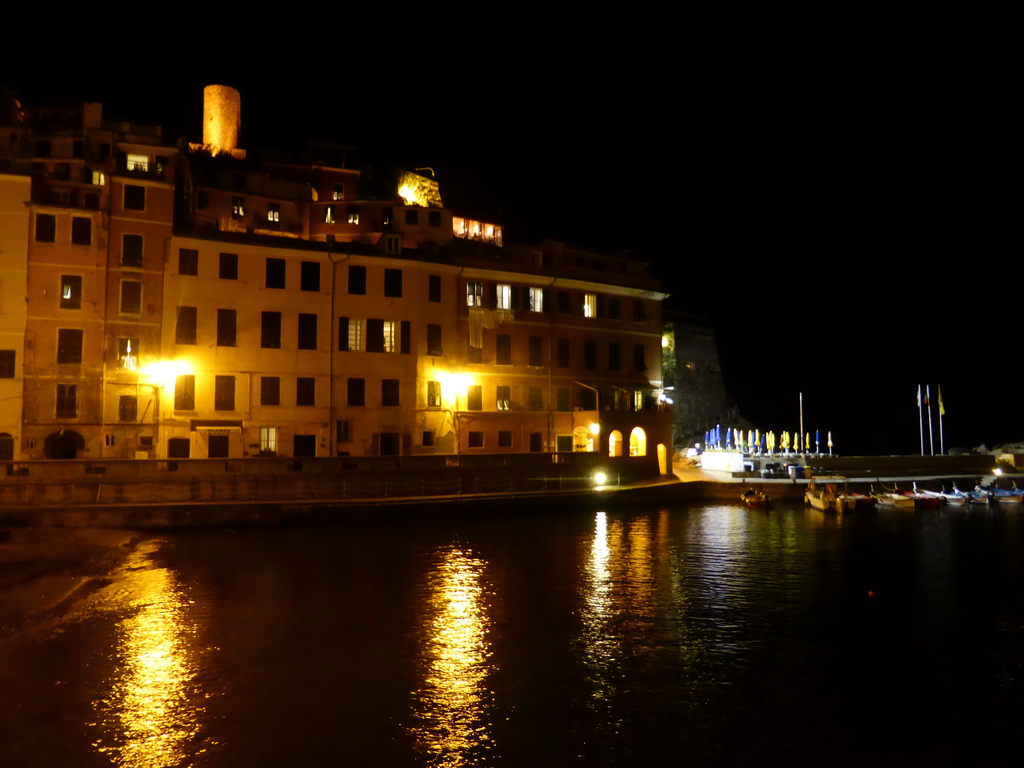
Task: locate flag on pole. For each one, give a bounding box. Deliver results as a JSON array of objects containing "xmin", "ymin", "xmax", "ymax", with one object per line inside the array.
[
  {"xmin": 924, "ymin": 385, "xmax": 930, "ymax": 406},
  {"xmin": 917, "ymin": 385, "xmax": 921, "ymax": 407},
  {"xmin": 938, "ymin": 386, "xmax": 946, "ymax": 416}
]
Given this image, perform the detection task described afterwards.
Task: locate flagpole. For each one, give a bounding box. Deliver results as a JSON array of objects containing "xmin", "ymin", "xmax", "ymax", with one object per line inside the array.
[
  {"xmin": 917, "ymin": 384, "xmax": 924, "ymax": 456},
  {"xmin": 926, "ymin": 385, "xmax": 935, "ymax": 456},
  {"xmin": 938, "ymin": 385, "xmax": 945, "ymax": 455},
  {"xmin": 799, "ymin": 392, "xmax": 804, "ymax": 458}
]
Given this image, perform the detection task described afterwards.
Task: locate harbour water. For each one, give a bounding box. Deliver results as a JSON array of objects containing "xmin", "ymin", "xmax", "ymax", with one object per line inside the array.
[{"xmin": 3, "ymin": 499, "xmax": 1024, "ymax": 767}]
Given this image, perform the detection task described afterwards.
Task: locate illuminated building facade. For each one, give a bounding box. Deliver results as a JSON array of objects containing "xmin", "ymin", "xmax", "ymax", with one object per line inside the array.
[{"xmin": 0, "ymin": 87, "xmax": 672, "ymax": 471}]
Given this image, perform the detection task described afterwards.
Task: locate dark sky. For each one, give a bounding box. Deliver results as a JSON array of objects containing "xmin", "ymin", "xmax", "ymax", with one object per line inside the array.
[{"xmin": 5, "ymin": 29, "xmax": 1021, "ymax": 455}]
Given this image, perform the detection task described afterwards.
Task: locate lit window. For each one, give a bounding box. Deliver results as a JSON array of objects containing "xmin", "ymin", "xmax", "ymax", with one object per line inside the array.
[
  {"xmin": 347, "ymin": 205, "xmax": 359, "ymax": 224},
  {"xmin": 116, "ymin": 337, "xmax": 137, "ymax": 370},
  {"xmin": 467, "ymin": 282, "xmax": 483, "ymax": 307},
  {"xmin": 325, "ymin": 205, "xmax": 336, "ymax": 224},
  {"xmin": 126, "ymin": 153, "xmax": 149, "ymax": 172},
  {"xmin": 91, "ymin": 170, "xmax": 105, "ymax": 186},
  {"xmin": 529, "ymin": 287, "xmax": 544, "ymax": 312},
  {"xmin": 347, "ymin": 318, "xmax": 364, "ymax": 351},
  {"xmin": 332, "ymin": 184, "xmax": 344, "ymax": 201},
  {"xmin": 60, "ymin": 275, "xmax": 82, "ymax": 309},
  {"xmin": 584, "ymin": 293, "xmax": 597, "ymax": 318},
  {"xmin": 383, "ymin": 321, "xmax": 398, "ymax": 353},
  {"xmin": 232, "ymin": 197, "xmax": 245, "ymax": 219},
  {"xmin": 260, "ymin": 427, "xmax": 278, "ymax": 455},
  {"xmin": 634, "ymin": 390, "xmax": 644, "ymax": 411},
  {"xmin": 496, "ymin": 284, "xmax": 512, "ymax": 310},
  {"xmin": 267, "ymin": 203, "xmax": 280, "ymax": 223},
  {"xmin": 497, "ymin": 385, "xmax": 510, "ymax": 411},
  {"xmin": 427, "ymin": 380, "xmax": 441, "ymax": 407}
]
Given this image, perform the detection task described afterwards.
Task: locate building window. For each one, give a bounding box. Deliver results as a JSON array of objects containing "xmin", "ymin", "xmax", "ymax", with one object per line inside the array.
[
  {"xmin": 219, "ymin": 253, "xmax": 238, "ymax": 280},
  {"xmin": 528, "ymin": 287, "xmax": 544, "ymax": 312},
  {"xmin": 528, "ymin": 387, "xmax": 543, "ymax": 411},
  {"xmin": 382, "ymin": 321, "xmax": 398, "ymax": 353},
  {"xmin": 466, "ymin": 282, "xmax": 483, "ymax": 307},
  {"xmin": 634, "ymin": 390, "xmax": 644, "ymax": 411},
  {"xmin": 217, "ymin": 309, "xmax": 237, "ymax": 347},
  {"xmin": 174, "ymin": 375, "xmax": 195, "ymax": 410},
  {"xmin": 496, "ymin": 334, "xmax": 511, "ymax": 365},
  {"xmin": 57, "ymin": 329, "xmax": 83, "ymax": 364},
  {"xmin": 557, "ymin": 291, "xmax": 571, "ymax": 314},
  {"xmin": 427, "ymin": 380, "xmax": 441, "ymax": 407},
  {"xmin": 215, "ymin": 376, "xmax": 235, "ymax": 411},
  {"xmin": 232, "ymin": 197, "xmax": 245, "ymax": 219},
  {"xmin": 496, "ymin": 385, "xmax": 511, "ymax": 411},
  {"xmin": 609, "ymin": 298, "xmax": 621, "ymax": 320},
  {"xmin": 337, "ymin": 419, "xmax": 351, "ymax": 443},
  {"xmin": 296, "ymin": 377, "xmax": 316, "ymax": 406},
  {"xmin": 301, "ymin": 261, "xmax": 321, "ymax": 292},
  {"xmin": 348, "ymin": 265, "xmax": 366, "ymax": 294},
  {"xmin": 124, "ymin": 185, "xmax": 145, "ymax": 211},
  {"xmin": 260, "ymin": 427, "xmax": 277, "ymax": 455},
  {"xmin": 261, "ymin": 312, "xmax": 281, "ymax": 349},
  {"xmin": 557, "ymin": 387, "xmax": 570, "ymax": 411},
  {"xmin": 634, "ymin": 344, "xmax": 646, "ymax": 372},
  {"xmin": 71, "ymin": 217, "xmax": 91, "ymax": 246},
  {"xmin": 468, "ymin": 431, "xmax": 483, "ymax": 448},
  {"xmin": 498, "ymin": 430, "xmax": 512, "ymax": 448},
  {"xmin": 208, "ymin": 435, "xmax": 229, "ymax": 458},
  {"xmin": 120, "ymin": 281, "xmax": 141, "ymax": 314},
  {"xmin": 467, "ymin": 385, "xmax": 482, "ymax": 411},
  {"xmin": 324, "ymin": 205, "xmax": 336, "ymax": 224},
  {"xmin": 427, "ymin": 324, "xmax": 443, "ymax": 356},
  {"xmin": 428, "ymin": 210, "xmax": 442, "ymax": 227},
  {"xmin": 294, "ymin": 434, "xmax": 315, "ymax": 456},
  {"xmin": 529, "ymin": 336, "xmax": 542, "ymax": 367},
  {"xmin": 634, "ymin": 301, "xmax": 647, "ymax": 322},
  {"xmin": 176, "ymin": 306, "xmax": 197, "ymax": 345},
  {"xmin": 118, "ymin": 395, "xmax": 138, "ymax": 422},
  {"xmin": 529, "ymin": 433, "xmax": 543, "ymax": 452},
  {"xmin": 583, "ymin": 293, "xmax": 597, "ymax": 318},
  {"xmin": 405, "ymin": 209, "xmax": 419, "ymax": 226},
  {"xmin": 56, "ymin": 384, "xmax": 78, "ymax": 418},
  {"xmin": 261, "ymin": 376, "xmax": 280, "ymax": 406},
  {"xmin": 179, "ymin": 248, "xmax": 199, "ymax": 276},
  {"xmin": 422, "ymin": 431, "xmax": 434, "ymax": 447},
  {"xmin": 496, "ymin": 284, "xmax": 512, "ymax": 310},
  {"xmin": 298, "ymin": 313, "xmax": 318, "ymax": 350},
  {"xmin": 35, "ymin": 213, "xmax": 56, "ymax": 243},
  {"xmin": 168, "ymin": 438, "xmax": 190, "ymax": 458},
  {"xmin": 332, "ymin": 184, "xmax": 345, "ymax": 201},
  {"xmin": 347, "ymin": 205, "xmax": 360, "ymax": 224},
  {"xmin": 384, "ymin": 268, "xmax": 402, "ymax": 298},
  {"xmin": 126, "ymin": 153, "xmax": 149, "ymax": 172},
  {"xmin": 382, "ymin": 379, "xmax": 400, "ymax": 407},
  {"xmin": 60, "ymin": 275, "xmax": 82, "ymax": 310},
  {"xmin": 122, "ymin": 234, "xmax": 143, "ymax": 267},
  {"xmin": 347, "ymin": 378, "xmax": 365, "ymax": 406},
  {"xmin": 557, "ymin": 338, "xmax": 570, "ymax": 368},
  {"xmin": 267, "ymin": 203, "xmax": 280, "ymax": 223},
  {"xmin": 366, "ymin": 319, "xmax": 384, "ymax": 353},
  {"xmin": 266, "ymin": 258, "xmax": 285, "ymax": 289},
  {"xmin": 339, "ymin": 317, "xmax": 363, "ymax": 351},
  {"xmin": 429, "ymin": 274, "xmax": 441, "ymax": 303},
  {"xmin": 609, "ymin": 343, "xmax": 621, "ymax": 371},
  {"xmin": 91, "ymin": 170, "xmax": 105, "ymax": 186},
  {"xmin": 0, "ymin": 350, "xmax": 15, "ymax": 378},
  {"xmin": 584, "ymin": 340, "xmax": 597, "ymax": 370}
]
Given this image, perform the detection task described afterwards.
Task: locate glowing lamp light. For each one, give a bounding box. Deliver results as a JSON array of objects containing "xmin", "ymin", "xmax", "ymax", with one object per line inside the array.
[
  {"xmin": 144, "ymin": 360, "xmax": 191, "ymax": 390},
  {"xmin": 593, "ymin": 471, "xmax": 608, "ymax": 487},
  {"xmin": 994, "ymin": 467, "xmax": 1003, "ymax": 476},
  {"xmin": 590, "ymin": 422, "xmax": 600, "ymax": 436}
]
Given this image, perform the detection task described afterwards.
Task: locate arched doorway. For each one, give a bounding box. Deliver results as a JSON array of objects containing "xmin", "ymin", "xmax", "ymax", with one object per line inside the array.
[
  {"xmin": 608, "ymin": 430, "xmax": 623, "ymax": 457},
  {"xmin": 629, "ymin": 427, "xmax": 647, "ymax": 457},
  {"xmin": 45, "ymin": 430, "xmax": 84, "ymax": 459},
  {"xmin": 657, "ymin": 443, "xmax": 668, "ymax": 474}
]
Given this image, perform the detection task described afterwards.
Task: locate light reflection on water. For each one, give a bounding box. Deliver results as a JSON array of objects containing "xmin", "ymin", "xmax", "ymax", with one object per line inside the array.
[
  {"xmin": 409, "ymin": 546, "xmax": 494, "ymax": 767},
  {"xmin": 89, "ymin": 540, "xmax": 206, "ymax": 768}
]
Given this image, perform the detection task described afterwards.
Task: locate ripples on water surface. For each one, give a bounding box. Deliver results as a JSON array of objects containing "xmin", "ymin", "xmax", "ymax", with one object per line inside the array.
[{"xmin": 2, "ymin": 501, "xmax": 1024, "ymax": 766}]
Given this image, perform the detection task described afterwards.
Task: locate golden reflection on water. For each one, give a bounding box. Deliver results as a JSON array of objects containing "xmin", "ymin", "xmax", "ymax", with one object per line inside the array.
[
  {"xmin": 91, "ymin": 541, "xmax": 205, "ymax": 768},
  {"xmin": 411, "ymin": 547, "xmax": 493, "ymax": 766}
]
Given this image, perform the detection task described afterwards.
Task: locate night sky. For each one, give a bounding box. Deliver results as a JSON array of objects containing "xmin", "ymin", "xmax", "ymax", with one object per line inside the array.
[{"xmin": 4, "ymin": 29, "xmax": 1020, "ymax": 455}]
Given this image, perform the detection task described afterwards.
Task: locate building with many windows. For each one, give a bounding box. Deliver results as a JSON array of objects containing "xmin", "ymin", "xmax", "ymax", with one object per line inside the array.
[{"xmin": 0, "ymin": 86, "xmax": 672, "ymax": 473}]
